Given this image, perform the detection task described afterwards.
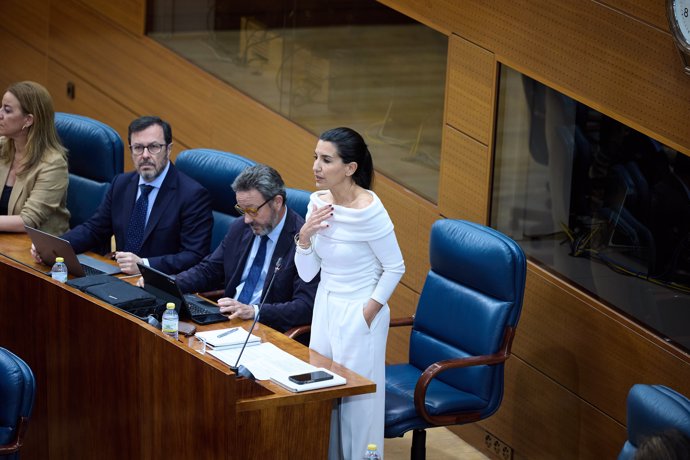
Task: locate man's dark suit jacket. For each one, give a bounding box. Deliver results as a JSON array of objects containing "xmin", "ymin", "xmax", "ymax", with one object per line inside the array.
[
  {"xmin": 174, "ymin": 207, "xmax": 317, "ymax": 333},
  {"xmin": 62, "ymin": 163, "xmax": 213, "ymax": 274}
]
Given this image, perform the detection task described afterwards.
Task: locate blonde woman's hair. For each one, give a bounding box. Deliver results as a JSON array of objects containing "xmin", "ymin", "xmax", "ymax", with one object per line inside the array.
[{"xmin": 0, "ymin": 81, "xmax": 66, "ymax": 175}]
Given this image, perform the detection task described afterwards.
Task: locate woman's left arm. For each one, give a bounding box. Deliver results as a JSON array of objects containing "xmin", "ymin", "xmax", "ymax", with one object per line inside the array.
[
  {"xmin": 19, "ymin": 156, "xmax": 68, "ymax": 229},
  {"xmin": 363, "ymin": 231, "xmax": 405, "ymax": 326},
  {"xmin": 0, "ymin": 215, "xmax": 27, "ymax": 232}
]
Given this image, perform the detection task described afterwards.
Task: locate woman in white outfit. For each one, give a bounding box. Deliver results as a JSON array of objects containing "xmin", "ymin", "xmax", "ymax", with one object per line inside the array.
[{"xmin": 294, "ymin": 127, "xmax": 405, "ymax": 459}]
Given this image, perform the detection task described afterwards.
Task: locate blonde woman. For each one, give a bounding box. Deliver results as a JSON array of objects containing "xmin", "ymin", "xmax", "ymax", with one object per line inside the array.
[{"xmin": 0, "ymin": 81, "xmax": 70, "ymax": 234}]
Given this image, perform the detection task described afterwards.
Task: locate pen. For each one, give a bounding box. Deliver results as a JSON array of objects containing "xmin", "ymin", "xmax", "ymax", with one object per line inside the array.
[{"xmin": 217, "ymin": 327, "xmax": 239, "ymax": 338}]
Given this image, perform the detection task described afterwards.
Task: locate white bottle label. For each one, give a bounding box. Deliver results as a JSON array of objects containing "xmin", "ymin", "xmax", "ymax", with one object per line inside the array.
[
  {"xmin": 162, "ymin": 318, "xmax": 178, "ymax": 333},
  {"xmin": 51, "ymin": 272, "xmax": 68, "ymax": 283}
]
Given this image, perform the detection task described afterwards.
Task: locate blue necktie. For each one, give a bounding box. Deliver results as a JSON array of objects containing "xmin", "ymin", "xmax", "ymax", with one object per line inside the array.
[
  {"xmin": 124, "ymin": 184, "xmax": 153, "ymax": 253},
  {"xmin": 238, "ymin": 235, "xmax": 269, "ymax": 304}
]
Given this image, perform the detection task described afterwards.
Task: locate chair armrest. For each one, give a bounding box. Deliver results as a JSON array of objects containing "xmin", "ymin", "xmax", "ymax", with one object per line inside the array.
[
  {"xmin": 285, "ymin": 324, "xmax": 311, "ymax": 340},
  {"xmin": 413, "ymin": 326, "xmax": 517, "ymax": 426},
  {"xmin": 0, "ymin": 416, "xmax": 30, "ymax": 454},
  {"xmin": 389, "ymin": 316, "xmax": 414, "ymax": 328}
]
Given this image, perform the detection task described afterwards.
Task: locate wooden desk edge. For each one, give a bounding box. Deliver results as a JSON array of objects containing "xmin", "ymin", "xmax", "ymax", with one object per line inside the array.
[{"xmin": 0, "ymin": 233, "xmax": 376, "ymax": 405}]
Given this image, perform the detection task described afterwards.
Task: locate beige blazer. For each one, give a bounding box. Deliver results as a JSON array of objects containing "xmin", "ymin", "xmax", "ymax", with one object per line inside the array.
[{"xmin": 0, "ymin": 141, "xmax": 70, "ymax": 235}]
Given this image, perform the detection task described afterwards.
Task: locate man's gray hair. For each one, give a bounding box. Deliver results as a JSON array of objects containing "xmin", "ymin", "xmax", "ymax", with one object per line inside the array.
[{"xmin": 232, "ymin": 164, "xmax": 287, "ymax": 204}]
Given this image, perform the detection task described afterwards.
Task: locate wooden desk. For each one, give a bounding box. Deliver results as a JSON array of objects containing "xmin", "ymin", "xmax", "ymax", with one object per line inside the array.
[{"xmin": 0, "ymin": 234, "xmax": 374, "ymax": 459}]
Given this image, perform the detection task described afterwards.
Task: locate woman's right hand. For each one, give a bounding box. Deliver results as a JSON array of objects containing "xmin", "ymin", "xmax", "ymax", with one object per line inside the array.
[
  {"xmin": 297, "ymin": 203, "xmax": 333, "ymax": 247},
  {"xmin": 30, "ymin": 244, "xmax": 43, "ymax": 264}
]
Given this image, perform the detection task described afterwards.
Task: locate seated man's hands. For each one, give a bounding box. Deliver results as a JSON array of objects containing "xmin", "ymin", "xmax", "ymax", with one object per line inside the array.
[
  {"xmin": 218, "ymin": 297, "xmax": 255, "ymax": 321},
  {"xmin": 114, "ymin": 251, "xmax": 143, "ymax": 275}
]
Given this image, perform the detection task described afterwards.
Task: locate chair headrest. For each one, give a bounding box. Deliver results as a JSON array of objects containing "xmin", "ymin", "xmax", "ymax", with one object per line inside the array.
[
  {"xmin": 54, "ymin": 113, "xmax": 124, "ymax": 182},
  {"xmin": 175, "ymin": 149, "xmax": 256, "ymax": 215},
  {"xmin": 286, "ymin": 188, "xmax": 311, "ymax": 219},
  {"xmin": 622, "ymin": 384, "xmax": 690, "ymax": 457},
  {"xmin": 429, "ymin": 219, "xmax": 526, "ymax": 303}
]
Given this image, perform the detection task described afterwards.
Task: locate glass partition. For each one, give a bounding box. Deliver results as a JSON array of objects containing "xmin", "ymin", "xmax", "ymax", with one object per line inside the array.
[
  {"xmin": 147, "ymin": 0, "xmax": 447, "ymax": 201},
  {"xmin": 492, "ymin": 66, "xmax": 690, "ymax": 351}
]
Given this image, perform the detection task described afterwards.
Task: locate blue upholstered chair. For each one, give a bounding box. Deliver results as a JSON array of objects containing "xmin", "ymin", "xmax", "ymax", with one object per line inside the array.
[
  {"xmin": 385, "ymin": 219, "xmax": 526, "ymax": 460},
  {"xmin": 618, "ymin": 384, "xmax": 690, "ymax": 459},
  {"xmin": 285, "ymin": 187, "xmax": 311, "ymax": 219},
  {"xmin": 0, "ymin": 348, "xmax": 36, "ymax": 460},
  {"xmin": 54, "ymin": 113, "xmax": 124, "ymax": 230},
  {"xmin": 174, "ymin": 149, "xmax": 256, "ymax": 251}
]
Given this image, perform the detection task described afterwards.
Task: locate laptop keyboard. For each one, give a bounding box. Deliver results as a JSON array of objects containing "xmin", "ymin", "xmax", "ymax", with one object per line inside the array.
[
  {"xmin": 81, "ymin": 264, "xmax": 106, "ymax": 276},
  {"xmin": 186, "ymin": 299, "xmax": 209, "ymax": 316}
]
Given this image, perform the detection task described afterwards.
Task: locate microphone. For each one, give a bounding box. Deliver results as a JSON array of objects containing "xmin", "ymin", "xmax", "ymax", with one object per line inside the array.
[{"xmin": 229, "ymin": 256, "xmax": 283, "ymax": 377}]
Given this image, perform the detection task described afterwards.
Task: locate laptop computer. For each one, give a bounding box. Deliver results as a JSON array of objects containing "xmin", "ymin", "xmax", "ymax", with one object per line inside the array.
[
  {"xmin": 138, "ymin": 263, "xmax": 228, "ymax": 325},
  {"xmin": 25, "ymin": 225, "xmax": 121, "ymax": 277}
]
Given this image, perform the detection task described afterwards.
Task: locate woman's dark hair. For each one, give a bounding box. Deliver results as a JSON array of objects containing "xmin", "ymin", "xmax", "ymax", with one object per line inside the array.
[{"xmin": 319, "ymin": 127, "xmax": 374, "ymax": 189}]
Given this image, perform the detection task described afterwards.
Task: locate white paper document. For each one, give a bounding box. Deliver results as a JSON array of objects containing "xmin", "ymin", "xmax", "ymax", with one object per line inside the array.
[
  {"xmin": 209, "ymin": 342, "xmax": 314, "ymax": 380},
  {"xmin": 195, "ymin": 327, "xmax": 261, "ymax": 350},
  {"xmin": 209, "ymin": 342, "xmax": 346, "ymax": 391}
]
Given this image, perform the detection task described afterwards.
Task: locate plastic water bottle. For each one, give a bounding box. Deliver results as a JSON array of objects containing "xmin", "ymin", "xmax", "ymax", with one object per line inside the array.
[
  {"xmin": 364, "ymin": 444, "xmax": 381, "ymax": 459},
  {"xmin": 50, "ymin": 257, "xmax": 68, "ymax": 283},
  {"xmin": 161, "ymin": 302, "xmax": 179, "ymax": 340}
]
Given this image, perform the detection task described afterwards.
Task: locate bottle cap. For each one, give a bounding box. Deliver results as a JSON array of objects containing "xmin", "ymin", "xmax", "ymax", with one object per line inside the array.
[
  {"xmin": 166, "ymin": 302, "xmax": 175, "ymax": 309},
  {"xmin": 367, "ymin": 444, "xmax": 377, "ymax": 450},
  {"xmin": 55, "ymin": 257, "xmax": 64, "ymax": 263}
]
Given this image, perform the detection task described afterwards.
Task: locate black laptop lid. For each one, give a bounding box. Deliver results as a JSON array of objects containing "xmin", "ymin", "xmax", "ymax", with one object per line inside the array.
[{"xmin": 138, "ymin": 264, "xmax": 187, "ymax": 317}]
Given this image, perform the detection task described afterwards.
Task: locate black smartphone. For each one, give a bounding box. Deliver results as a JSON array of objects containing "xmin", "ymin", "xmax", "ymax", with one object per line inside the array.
[{"xmin": 288, "ymin": 370, "xmax": 334, "ymax": 385}]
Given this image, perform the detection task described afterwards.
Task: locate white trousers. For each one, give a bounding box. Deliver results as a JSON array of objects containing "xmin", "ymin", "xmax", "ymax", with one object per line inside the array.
[{"xmin": 309, "ymin": 285, "xmax": 390, "ymax": 460}]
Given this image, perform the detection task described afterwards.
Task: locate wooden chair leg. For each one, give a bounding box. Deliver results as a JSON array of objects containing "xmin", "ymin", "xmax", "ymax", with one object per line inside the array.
[{"xmin": 411, "ymin": 429, "xmax": 427, "ymax": 460}]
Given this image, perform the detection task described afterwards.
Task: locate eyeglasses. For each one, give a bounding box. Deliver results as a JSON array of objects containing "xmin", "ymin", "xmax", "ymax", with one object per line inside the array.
[
  {"xmin": 234, "ymin": 197, "xmax": 272, "ymax": 217},
  {"xmin": 129, "ymin": 143, "xmax": 167, "ymax": 156}
]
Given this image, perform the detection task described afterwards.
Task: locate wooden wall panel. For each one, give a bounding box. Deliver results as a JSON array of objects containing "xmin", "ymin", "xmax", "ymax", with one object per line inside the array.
[
  {"xmin": 46, "ymin": 60, "xmax": 137, "ymax": 169},
  {"xmin": 0, "ymin": 29, "xmax": 48, "ymax": 91},
  {"xmin": 377, "ymin": 0, "xmax": 449, "ymax": 35},
  {"xmin": 385, "ymin": 283, "xmax": 419, "ymax": 365},
  {"xmin": 0, "ymin": 0, "xmax": 50, "ymax": 52},
  {"xmin": 376, "ymin": 178, "xmax": 438, "ymax": 293},
  {"xmin": 48, "ymin": 1, "xmax": 213, "ymax": 150},
  {"xmin": 446, "ymin": 34, "xmax": 495, "ymax": 146},
  {"xmin": 207, "ymin": 87, "xmax": 318, "ymax": 191},
  {"xmin": 438, "ymin": 126, "xmax": 491, "ymax": 223},
  {"xmin": 383, "ymin": 0, "xmax": 690, "ymax": 156},
  {"xmin": 599, "ymin": 0, "xmax": 668, "ymax": 30},
  {"xmin": 480, "ymin": 357, "xmax": 626, "ymax": 459},
  {"xmin": 47, "ymin": 60, "xmax": 193, "ymax": 172},
  {"xmin": 73, "ymin": 0, "xmax": 146, "ymax": 36},
  {"xmin": 514, "ymin": 263, "xmax": 690, "ymax": 425}
]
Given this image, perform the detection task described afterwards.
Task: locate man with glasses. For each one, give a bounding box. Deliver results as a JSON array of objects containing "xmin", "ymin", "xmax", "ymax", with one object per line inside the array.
[
  {"xmin": 47, "ymin": 115, "xmax": 213, "ymax": 275},
  {"xmin": 172, "ymin": 164, "xmax": 318, "ymax": 333}
]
